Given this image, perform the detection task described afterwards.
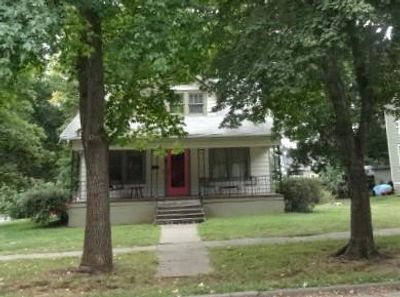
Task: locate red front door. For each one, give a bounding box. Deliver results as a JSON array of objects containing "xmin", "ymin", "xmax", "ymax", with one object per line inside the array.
[{"xmin": 166, "ymin": 150, "xmax": 190, "ymax": 196}]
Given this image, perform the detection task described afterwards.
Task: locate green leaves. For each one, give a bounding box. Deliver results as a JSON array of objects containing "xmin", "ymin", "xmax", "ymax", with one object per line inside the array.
[
  {"xmin": 0, "ymin": 0, "xmax": 58, "ymax": 81},
  {"xmin": 206, "ymin": 0, "xmax": 399, "ymax": 169}
]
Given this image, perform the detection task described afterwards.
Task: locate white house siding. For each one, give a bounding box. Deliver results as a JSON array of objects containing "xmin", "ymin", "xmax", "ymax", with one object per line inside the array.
[
  {"xmin": 384, "ymin": 113, "xmax": 400, "ymax": 191},
  {"xmin": 250, "ymin": 147, "xmax": 272, "ymax": 192},
  {"xmin": 79, "ymin": 152, "xmax": 87, "ymax": 201},
  {"xmin": 250, "ymin": 147, "xmax": 270, "ymax": 176},
  {"xmin": 206, "ymin": 93, "xmax": 217, "ymax": 113}
]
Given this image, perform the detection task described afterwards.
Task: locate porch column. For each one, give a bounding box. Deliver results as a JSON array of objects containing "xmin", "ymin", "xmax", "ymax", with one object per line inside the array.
[{"xmin": 79, "ymin": 152, "xmax": 87, "ymax": 201}]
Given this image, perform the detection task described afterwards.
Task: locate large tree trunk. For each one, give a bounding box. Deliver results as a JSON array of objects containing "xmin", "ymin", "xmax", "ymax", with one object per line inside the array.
[
  {"xmin": 323, "ymin": 53, "xmax": 378, "ymax": 259},
  {"xmin": 77, "ymin": 8, "xmax": 113, "ymax": 273}
]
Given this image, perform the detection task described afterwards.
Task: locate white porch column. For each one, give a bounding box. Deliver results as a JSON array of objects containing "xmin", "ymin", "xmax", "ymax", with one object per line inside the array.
[{"xmin": 79, "ymin": 152, "xmax": 87, "ymax": 201}]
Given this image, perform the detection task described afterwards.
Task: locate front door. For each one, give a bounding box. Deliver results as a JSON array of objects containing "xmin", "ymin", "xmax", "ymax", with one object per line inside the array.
[{"xmin": 166, "ymin": 150, "xmax": 190, "ymax": 196}]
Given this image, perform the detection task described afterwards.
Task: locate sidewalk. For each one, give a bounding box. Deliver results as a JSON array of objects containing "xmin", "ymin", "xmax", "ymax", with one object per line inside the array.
[
  {"xmin": 1, "ymin": 227, "xmax": 400, "ymax": 261},
  {"xmin": 186, "ymin": 282, "xmax": 400, "ymax": 297},
  {"xmin": 157, "ymin": 224, "xmax": 212, "ymax": 277}
]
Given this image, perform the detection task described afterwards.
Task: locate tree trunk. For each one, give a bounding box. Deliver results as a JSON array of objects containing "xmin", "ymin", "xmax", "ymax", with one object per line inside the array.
[
  {"xmin": 77, "ymin": 8, "xmax": 113, "ymax": 273},
  {"xmin": 323, "ymin": 53, "xmax": 378, "ymax": 259}
]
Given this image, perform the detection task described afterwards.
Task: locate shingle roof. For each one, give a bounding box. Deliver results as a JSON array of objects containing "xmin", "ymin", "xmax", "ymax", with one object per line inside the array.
[{"xmin": 60, "ymin": 112, "xmax": 273, "ymax": 141}]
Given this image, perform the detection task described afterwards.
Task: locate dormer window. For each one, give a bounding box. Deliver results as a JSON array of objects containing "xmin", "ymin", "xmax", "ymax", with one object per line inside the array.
[
  {"xmin": 169, "ymin": 92, "xmax": 206, "ymax": 115},
  {"xmin": 170, "ymin": 94, "xmax": 184, "ymax": 114},
  {"xmin": 188, "ymin": 93, "xmax": 204, "ymax": 114}
]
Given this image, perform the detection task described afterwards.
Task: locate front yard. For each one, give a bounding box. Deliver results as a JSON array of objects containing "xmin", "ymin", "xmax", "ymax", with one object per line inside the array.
[
  {"xmin": 1, "ymin": 196, "xmax": 399, "ymax": 255},
  {"xmin": 0, "ymin": 220, "xmax": 159, "ymax": 255},
  {"xmin": 198, "ymin": 195, "xmax": 400, "ymax": 240},
  {"xmin": 1, "ymin": 237, "xmax": 400, "ymax": 297}
]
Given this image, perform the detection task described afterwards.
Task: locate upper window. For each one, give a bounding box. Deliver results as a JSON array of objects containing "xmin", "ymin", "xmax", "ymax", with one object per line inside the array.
[
  {"xmin": 209, "ymin": 148, "xmax": 250, "ymax": 179},
  {"xmin": 169, "ymin": 92, "xmax": 206, "ymax": 115},
  {"xmin": 188, "ymin": 93, "xmax": 204, "ymax": 114},
  {"xmin": 170, "ymin": 94, "xmax": 184, "ymax": 114},
  {"xmin": 109, "ymin": 150, "xmax": 145, "ymax": 185}
]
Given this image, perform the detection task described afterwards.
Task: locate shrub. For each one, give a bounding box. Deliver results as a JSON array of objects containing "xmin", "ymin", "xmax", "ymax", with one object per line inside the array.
[
  {"xmin": 318, "ymin": 188, "xmax": 336, "ymax": 204},
  {"xmin": 0, "ymin": 186, "xmax": 26, "ymax": 219},
  {"xmin": 278, "ymin": 177, "xmax": 324, "ymax": 213},
  {"xmin": 19, "ymin": 183, "xmax": 70, "ymax": 225},
  {"xmin": 320, "ymin": 165, "xmax": 349, "ymax": 198}
]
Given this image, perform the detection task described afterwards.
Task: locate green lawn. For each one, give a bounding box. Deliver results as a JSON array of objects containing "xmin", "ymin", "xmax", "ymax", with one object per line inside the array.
[
  {"xmin": 1, "ymin": 196, "xmax": 399, "ymax": 255},
  {"xmin": 199, "ymin": 195, "xmax": 400, "ymax": 241},
  {"xmin": 1, "ymin": 236, "xmax": 400, "ymax": 297},
  {"xmin": 0, "ymin": 220, "xmax": 159, "ymax": 255}
]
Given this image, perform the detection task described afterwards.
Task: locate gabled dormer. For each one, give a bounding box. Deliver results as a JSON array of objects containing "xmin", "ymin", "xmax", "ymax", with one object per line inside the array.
[{"xmin": 170, "ymin": 83, "xmax": 217, "ymax": 116}]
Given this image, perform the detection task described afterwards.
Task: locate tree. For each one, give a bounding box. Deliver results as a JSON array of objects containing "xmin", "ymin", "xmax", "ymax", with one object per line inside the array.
[
  {"xmin": 206, "ymin": 0, "xmax": 400, "ymax": 258},
  {"xmin": 1, "ymin": 0, "xmax": 206, "ymax": 272}
]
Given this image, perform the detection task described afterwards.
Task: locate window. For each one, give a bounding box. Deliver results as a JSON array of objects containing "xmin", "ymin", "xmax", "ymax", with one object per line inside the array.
[
  {"xmin": 188, "ymin": 93, "xmax": 204, "ymax": 114},
  {"xmin": 109, "ymin": 150, "xmax": 145, "ymax": 185},
  {"xmin": 170, "ymin": 93, "xmax": 184, "ymax": 114},
  {"xmin": 209, "ymin": 148, "xmax": 250, "ymax": 179}
]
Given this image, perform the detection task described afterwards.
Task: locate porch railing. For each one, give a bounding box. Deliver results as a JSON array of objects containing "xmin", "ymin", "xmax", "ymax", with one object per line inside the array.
[
  {"xmin": 109, "ymin": 183, "xmax": 157, "ymax": 200},
  {"xmin": 199, "ymin": 175, "xmax": 274, "ymax": 198},
  {"xmin": 75, "ymin": 175, "xmax": 275, "ymax": 202}
]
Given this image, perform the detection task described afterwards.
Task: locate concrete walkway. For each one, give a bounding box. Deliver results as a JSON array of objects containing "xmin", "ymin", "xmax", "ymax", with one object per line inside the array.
[
  {"xmin": 1, "ymin": 227, "xmax": 400, "ymax": 262},
  {"xmin": 157, "ymin": 224, "xmax": 212, "ymax": 277},
  {"xmin": 204, "ymin": 227, "xmax": 400, "ymax": 248},
  {"xmin": 187, "ymin": 282, "xmax": 400, "ymax": 297}
]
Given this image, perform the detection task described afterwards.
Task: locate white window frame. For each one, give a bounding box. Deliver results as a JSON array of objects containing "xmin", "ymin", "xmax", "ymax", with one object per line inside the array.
[
  {"xmin": 169, "ymin": 92, "xmax": 207, "ymax": 115},
  {"xmin": 188, "ymin": 93, "xmax": 205, "ymax": 114}
]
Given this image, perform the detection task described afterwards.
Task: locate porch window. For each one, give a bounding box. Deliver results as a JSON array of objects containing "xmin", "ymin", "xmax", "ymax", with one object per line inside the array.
[
  {"xmin": 209, "ymin": 148, "xmax": 250, "ymax": 179},
  {"xmin": 109, "ymin": 150, "xmax": 145, "ymax": 185},
  {"xmin": 188, "ymin": 93, "xmax": 204, "ymax": 114}
]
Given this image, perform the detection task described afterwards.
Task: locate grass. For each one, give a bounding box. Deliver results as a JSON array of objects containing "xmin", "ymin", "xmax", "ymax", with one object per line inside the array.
[
  {"xmin": 198, "ymin": 195, "xmax": 400, "ymax": 241},
  {"xmin": 0, "ymin": 220, "xmax": 159, "ymax": 255},
  {"xmin": 1, "ymin": 196, "xmax": 399, "ymax": 255},
  {"xmin": 2, "ymin": 236, "xmax": 400, "ymax": 297}
]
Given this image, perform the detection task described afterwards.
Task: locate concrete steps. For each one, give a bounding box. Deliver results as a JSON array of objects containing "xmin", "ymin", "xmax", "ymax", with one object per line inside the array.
[{"xmin": 155, "ymin": 199, "xmax": 205, "ymax": 225}]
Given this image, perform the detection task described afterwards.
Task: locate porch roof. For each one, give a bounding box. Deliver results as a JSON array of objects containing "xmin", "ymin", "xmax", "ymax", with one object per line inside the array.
[{"xmin": 60, "ymin": 113, "xmax": 274, "ymax": 141}]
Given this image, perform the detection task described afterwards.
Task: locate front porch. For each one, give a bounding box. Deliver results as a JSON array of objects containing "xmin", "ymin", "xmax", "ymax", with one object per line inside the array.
[
  {"xmin": 68, "ymin": 141, "xmax": 284, "ymax": 226},
  {"xmin": 73, "ymin": 145, "xmax": 280, "ymax": 202}
]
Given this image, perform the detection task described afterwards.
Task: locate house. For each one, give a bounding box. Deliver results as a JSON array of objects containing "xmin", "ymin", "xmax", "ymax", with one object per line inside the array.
[
  {"xmin": 384, "ymin": 112, "xmax": 400, "ymax": 191},
  {"xmin": 61, "ymin": 83, "xmax": 284, "ymax": 226}
]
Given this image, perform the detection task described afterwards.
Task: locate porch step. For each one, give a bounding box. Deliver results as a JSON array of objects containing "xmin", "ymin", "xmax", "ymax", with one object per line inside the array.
[
  {"xmin": 157, "ymin": 208, "xmax": 204, "ymax": 215},
  {"xmin": 154, "ymin": 199, "xmax": 205, "ymax": 225},
  {"xmin": 155, "ymin": 217, "xmax": 205, "ymax": 224},
  {"xmin": 156, "ymin": 199, "xmax": 201, "ymax": 208}
]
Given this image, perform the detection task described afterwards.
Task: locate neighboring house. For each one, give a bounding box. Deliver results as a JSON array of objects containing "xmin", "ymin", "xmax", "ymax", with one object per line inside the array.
[
  {"xmin": 61, "ymin": 83, "xmax": 284, "ymax": 226},
  {"xmin": 384, "ymin": 112, "xmax": 400, "ymax": 191}
]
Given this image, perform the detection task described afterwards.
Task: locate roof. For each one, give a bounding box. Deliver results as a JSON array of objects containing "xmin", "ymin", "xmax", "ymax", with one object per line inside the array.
[
  {"xmin": 60, "ymin": 112, "xmax": 274, "ymax": 141},
  {"xmin": 60, "ymin": 114, "xmax": 81, "ymax": 141}
]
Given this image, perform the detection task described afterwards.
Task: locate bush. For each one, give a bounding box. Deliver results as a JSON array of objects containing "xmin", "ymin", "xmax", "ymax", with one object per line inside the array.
[
  {"xmin": 320, "ymin": 165, "xmax": 349, "ymax": 198},
  {"xmin": 278, "ymin": 177, "xmax": 324, "ymax": 213},
  {"xmin": 0, "ymin": 186, "xmax": 26, "ymax": 219},
  {"xmin": 319, "ymin": 188, "xmax": 336, "ymax": 204},
  {"xmin": 19, "ymin": 183, "xmax": 70, "ymax": 225}
]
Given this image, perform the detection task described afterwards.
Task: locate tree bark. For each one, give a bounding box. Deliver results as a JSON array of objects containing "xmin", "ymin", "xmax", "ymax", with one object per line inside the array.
[
  {"xmin": 323, "ymin": 52, "xmax": 378, "ymax": 259},
  {"xmin": 77, "ymin": 8, "xmax": 113, "ymax": 273}
]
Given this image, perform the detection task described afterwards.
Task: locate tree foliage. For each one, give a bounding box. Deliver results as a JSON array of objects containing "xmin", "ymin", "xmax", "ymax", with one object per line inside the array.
[{"xmin": 206, "ymin": 0, "xmax": 400, "ymax": 258}]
